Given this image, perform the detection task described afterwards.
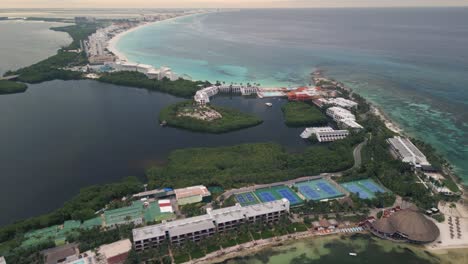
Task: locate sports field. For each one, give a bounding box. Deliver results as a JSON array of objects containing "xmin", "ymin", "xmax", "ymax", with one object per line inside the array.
[
  {"xmin": 255, "ymin": 185, "xmax": 303, "ymax": 206},
  {"xmin": 294, "ymin": 179, "xmax": 344, "ymax": 201},
  {"xmin": 340, "ymin": 179, "xmax": 387, "ymax": 199},
  {"xmin": 235, "ymin": 192, "xmax": 260, "ymax": 206}
]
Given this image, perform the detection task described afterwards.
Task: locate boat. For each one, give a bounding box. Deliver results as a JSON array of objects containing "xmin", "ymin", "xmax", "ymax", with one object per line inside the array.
[
  {"xmin": 265, "ymin": 102, "xmax": 272, "ymax": 107},
  {"xmin": 160, "ymin": 120, "xmax": 167, "ymax": 126},
  {"xmin": 349, "ymin": 252, "xmax": 357, "ymax": 256}
]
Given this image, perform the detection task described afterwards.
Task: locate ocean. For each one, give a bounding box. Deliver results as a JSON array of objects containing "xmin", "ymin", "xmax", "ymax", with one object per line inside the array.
[{"xmin": 116, "ymin": 8, "xmax": 468, "ymax": 182}]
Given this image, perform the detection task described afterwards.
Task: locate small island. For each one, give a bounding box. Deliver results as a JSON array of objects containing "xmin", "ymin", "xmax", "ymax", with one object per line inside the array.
[
  {"xmin": 281, "ymin": 101, "xmax": 328, "ymax": 127},
  {"xmin": 159, "ymin": 100, "xmax": 263, "ymax": 133},
  {"xmin": 0, "ymin": 80, "xmax": 28, "ymax": 95}
]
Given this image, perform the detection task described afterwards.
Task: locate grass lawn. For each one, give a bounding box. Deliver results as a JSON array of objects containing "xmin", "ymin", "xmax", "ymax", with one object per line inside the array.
[{"xmin": 281, "ymin": 101, "xmax": 327, "ymax": 127}]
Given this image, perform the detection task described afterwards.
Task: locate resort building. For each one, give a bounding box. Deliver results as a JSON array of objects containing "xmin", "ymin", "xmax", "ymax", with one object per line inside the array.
[
  {"xmin": 63, "ymin": 239, "xmax": 131, "ymax": 264},
  {"xmin": 41, "ymin": 243, "xmax": 80, "ymax": 264},
  {"xmin": 194, "ymin": 86, "xmax": 219, "ymax": 105},
  {"xmin": 300, "ymin": 127, "xmax": 349, "ymax": 142},
  {"xmin": 97, "ymin": 239, "xmax": 132, "ymax": 264},
  {"xmin": 158, "ymin": 199, "xmax": 174, "ymax": 213},
  {"xmin": 326, "ymin": 106, "xmax": 356, "ymax": 122},
  {"xmin": 387, "ymin": 136, "xmax": 431, "ymax": 168},
  {"xmin": 314, "ymin": 97, "xmax": 357, "ymax": 109},
  {"xmin": 174, "ymin": 185, "xmax": 211, "ymax": 205},
  {"xmin": 132, "ymin": 199, "xmax": 290, "ymax": 251},
  {"xmin": 195, "ymin": 85, "xmax": 259, "ymax": 104},
  {"xmin": 338, "ymin": 118, "xmax": 363, "ymax": 130},
  {"xmin": 369, "ymin": 208, "xmax": 440, "ymax": 244},
  {"xmin": 287, "ymin": 87, "xmax": 321, "ymax": 101}
]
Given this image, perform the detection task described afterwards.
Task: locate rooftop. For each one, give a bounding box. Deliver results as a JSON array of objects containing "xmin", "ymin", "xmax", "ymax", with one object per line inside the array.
[{"xmin": 174, "ymin": 185, "xmax": 211, "ymax": 199}]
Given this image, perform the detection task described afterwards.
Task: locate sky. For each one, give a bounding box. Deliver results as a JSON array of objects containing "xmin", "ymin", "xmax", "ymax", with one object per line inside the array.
[{"xmin": 1, "ymin": 0, "xmax": 467, "ymax": 9}]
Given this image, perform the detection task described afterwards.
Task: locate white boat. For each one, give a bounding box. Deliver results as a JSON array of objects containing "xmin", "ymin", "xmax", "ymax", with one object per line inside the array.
[
  {"xmin": 349, "ymin": 252, "xmax": 357, "ymax": 256},
  {"xmin": 265, "ymin": 102, "xmax": 272, "ymax": 107}
]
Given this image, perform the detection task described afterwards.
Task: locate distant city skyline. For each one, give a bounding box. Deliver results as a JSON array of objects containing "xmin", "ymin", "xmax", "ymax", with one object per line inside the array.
[{"xmin": 1, "ymin": 0, "xmax": 468, "ymax": 9}]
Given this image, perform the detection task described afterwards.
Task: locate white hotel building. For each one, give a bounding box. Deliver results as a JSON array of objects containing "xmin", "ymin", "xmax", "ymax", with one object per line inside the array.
[
  {"xmin": 387, "ymin": 136, "xmax": 431, "ymax": 168},
  {"xmin": 132, "ymin": 199, "xmax": 290, "ymax": 251},
  {"xmin": 300, "ymin": 127, "xmax": 350, "ymax": 142},
  {"xmin": 195, "ymin": 85, "xmax": 259, "ymax": 105}
]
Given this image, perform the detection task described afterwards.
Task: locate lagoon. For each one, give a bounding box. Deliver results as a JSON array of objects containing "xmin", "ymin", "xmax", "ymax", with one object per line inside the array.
[{"xmin": 0, "ymin": 79, "xmax": 305, "ymax": 225}]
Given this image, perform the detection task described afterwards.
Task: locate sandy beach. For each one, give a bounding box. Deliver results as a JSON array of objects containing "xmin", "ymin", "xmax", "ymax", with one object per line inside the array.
[
  {"xmin": 107, "ymin": 21, "xmax": 155, "ymax": 62},
  {"xmin": 107, "ymin": 13, "xmax": 203, "ymax": 64}
]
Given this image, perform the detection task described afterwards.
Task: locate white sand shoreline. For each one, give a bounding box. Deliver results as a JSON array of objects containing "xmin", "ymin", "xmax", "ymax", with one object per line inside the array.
[{"xmin": 107, "ymin": 13, "xmax": 203, "ymax": 64}]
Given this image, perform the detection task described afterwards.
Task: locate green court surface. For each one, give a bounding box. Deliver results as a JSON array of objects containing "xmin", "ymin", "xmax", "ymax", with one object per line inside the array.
[
  {"xmin": 340, "ymin": 179, "xmax": 387, "ymax": 199},
  {"xmin": 144, "ymin": 201, "xmax": 175, "ymax": 223},
  {"xmin": 82, "ymin": 217, "xmax": 103, "ymax": 229},
  {"xmin": 255, "ymin": 185, "xmax": 304, "ymax": 206},
  {"xmin": 294, "ymin": 179, "xmax": 345, "ymax": 201}
]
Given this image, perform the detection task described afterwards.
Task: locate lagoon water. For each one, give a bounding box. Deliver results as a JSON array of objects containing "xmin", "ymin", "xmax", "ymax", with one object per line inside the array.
[
  {"xmin": 0, "ymin": 80, "xmax": 304, "ymax": 225},
  {"xmin": 223, "ymin": 234, "xmax": 466, "ymax": 264},
  {"xmin": 117, "ymin": 8, "xmax": 468, "ymax": 182},
  {"xmin": 0, "ymin": 20, "xmax": 71, "ymax": 74}
]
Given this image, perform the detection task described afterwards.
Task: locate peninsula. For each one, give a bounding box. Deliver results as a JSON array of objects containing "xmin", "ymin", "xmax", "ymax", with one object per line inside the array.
[{"xmin": 0, "ymin": 12, "xmax": 466, "ymax": 264}]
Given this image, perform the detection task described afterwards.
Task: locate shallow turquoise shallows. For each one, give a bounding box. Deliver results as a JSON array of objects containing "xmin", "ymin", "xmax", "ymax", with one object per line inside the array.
[{"xmin": 117, "ymin": 8, "xmax": 468, "ymax": 182}]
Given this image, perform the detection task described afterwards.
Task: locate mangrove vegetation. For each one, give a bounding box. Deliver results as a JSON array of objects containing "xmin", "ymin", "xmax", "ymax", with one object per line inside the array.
[
  {"xmin": 158, "ymin": 100, "xmax": 263, "ymax": 133},
  {"xmin": 281, "ymin": 101, "xmax": 328, "ymax": 127}
]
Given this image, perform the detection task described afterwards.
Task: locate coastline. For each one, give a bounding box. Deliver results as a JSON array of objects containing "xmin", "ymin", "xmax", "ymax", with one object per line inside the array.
[{"xmin": 107, "ymin": 13, "xmax": 204, "ymax": 64}]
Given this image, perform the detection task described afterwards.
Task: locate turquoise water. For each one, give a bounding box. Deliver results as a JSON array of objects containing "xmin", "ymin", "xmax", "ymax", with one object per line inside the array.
[{"xmin": 116, "ymin": 9, "xmax": 468, "ymax": 182}]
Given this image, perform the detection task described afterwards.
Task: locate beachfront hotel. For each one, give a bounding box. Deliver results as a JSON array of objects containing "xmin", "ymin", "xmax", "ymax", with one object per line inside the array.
[
  {"xmin": 387, "ymin": 136, "xmax": 431, "ymax": 169},
  {"xmin": 326, "ymin": 106, "xmax": 356, "ymax": 121},
  {"xmin": 132, "ymin": 199, "xmax": 290, "ymax": 251},
  {"xmin": 194, "ymin": 85, "xmax": 259, "ymax": 105},
  {"xmin": 300, "ymin": 127, "xmax": 350, "ymax": 142}
]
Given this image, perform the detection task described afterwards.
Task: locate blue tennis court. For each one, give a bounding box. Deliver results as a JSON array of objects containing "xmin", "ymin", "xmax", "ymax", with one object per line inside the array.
[
  {"xmin": 235, "ymin": 192, "xmax": 260, "ymax": 206},
  {"xmin": 259, "ymin": 192, "xmax": 276, "ymax": 202},
  {"xmin": 340, "ymin": 179, "xmax": 387, "ymax": 199},
  {"xmin": 255, "ymin": 186, "xmax": 304, "ymax": 205},
  {"xmin": 294, "ymin": 179, "xmax": 344, "ymax": 201}
]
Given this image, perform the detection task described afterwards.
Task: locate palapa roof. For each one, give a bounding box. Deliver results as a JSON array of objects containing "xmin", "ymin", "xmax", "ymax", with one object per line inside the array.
[{"xmin": 372, "ymin": 209, "xmax": 440, "ymax": 243}]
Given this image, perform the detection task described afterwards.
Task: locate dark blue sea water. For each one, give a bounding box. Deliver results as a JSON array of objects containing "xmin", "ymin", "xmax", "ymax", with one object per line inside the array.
[{"xmin": 117, "ymin": 8, "xmax": 468, "ymax": 182}]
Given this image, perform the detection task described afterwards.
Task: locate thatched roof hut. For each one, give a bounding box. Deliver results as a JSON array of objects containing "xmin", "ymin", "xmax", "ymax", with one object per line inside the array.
[{"xmin": 371, "ymin": 209, "xmax": 439, "ymax": 243}]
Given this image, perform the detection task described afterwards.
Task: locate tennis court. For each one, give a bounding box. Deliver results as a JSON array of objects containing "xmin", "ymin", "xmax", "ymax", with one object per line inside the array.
[
  {"xmin": 235, "ymin": 192, "xmax": 260, "ymax": 206},
  {"xmin": 255, "ymin": 185, "xmax": 303, "ymax": 205},
  {"xmin": 340, "ymin": 179, "xmax": 386, "ymax": 199},
  {"xmin": 294, "ymin": 179, "xmax": 344, "ymax": 201}
]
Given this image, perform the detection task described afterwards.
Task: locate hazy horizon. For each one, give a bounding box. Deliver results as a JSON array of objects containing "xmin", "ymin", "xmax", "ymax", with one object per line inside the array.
[{"xmin": 1, "ymin": 0, "xmax": 468, "ymax": 9}]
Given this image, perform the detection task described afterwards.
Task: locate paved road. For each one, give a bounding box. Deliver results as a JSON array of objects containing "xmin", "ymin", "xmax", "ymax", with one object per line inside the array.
[{"xmin": 352, "ymin": 139, "xmax": 367, "ymax": 169}]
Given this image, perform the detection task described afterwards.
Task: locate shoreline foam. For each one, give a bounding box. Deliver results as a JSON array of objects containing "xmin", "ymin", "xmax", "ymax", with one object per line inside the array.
[{"xmin": 107, "ymin": 13, "xmax": 204, "ymax": 64}]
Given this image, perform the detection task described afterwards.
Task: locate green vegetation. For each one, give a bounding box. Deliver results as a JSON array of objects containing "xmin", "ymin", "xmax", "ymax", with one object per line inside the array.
[
  {"xmin": 432, "ymin": 214, "xmax": 445, "ymax": 223},
  {"xmin": 0, "ymin": 80, "xmax": 27, "ymax": 94},
  {"xmin": 147, "ymin": 134, "xmax": 363, "ymax": 189},
  {"xmin": 281, "ymin": 101, "xmax": 327, "ymax": 127},
  {"xmin": 159, "ymin": 100, "xmax": 263, "ymax": 133},
  {"xmin": 5, "ymin": 23, "xmax": 102, "ymax": 83},
  {"xmin": 98, "ymin": 71, "xmax": 209, "ymax": 98},
  {"xmin": 0, "ymin": 177, "xmax": 142, "ymax": 245}
]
